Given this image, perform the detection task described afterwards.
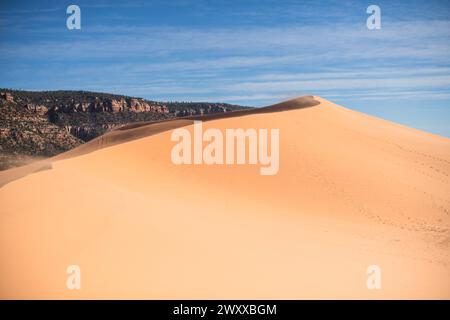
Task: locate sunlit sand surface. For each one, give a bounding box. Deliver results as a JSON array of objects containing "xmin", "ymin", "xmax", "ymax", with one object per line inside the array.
[{"xmin": 1, "ymin": 96, "xmax": 449, "ymax": 299}]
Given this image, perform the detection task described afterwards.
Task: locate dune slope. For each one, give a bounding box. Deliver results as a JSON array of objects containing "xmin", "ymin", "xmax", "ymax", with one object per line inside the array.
[{"xmin": 0, "ymin": 96, "xmax": 449, "ymax": 299}]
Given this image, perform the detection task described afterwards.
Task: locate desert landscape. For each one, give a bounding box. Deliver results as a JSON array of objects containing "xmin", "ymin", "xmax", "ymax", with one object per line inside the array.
[
  {"xmin": 0, "ymin": 89, "xmax": 248, "ymax": 171},
  {"xmin": 0, "ymin": 96, "xmax": 449, "ymax": 299}
]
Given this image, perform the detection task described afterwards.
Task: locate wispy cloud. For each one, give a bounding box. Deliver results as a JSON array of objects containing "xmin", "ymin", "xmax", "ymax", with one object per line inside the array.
[{"xmin": 1, "ymin": 1, "xmax": 450, "ymax": 108}]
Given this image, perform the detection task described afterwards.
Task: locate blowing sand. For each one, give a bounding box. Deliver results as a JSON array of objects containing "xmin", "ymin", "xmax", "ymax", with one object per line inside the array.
[{"xmin": 0, "ymin": 96, "xmax": 449, "ymax": 299}]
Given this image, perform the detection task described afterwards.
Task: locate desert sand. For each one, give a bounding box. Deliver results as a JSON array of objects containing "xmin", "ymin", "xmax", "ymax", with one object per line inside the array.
[{"xmin": 0, "ymin": 96, "xmax": 449, "ymax": 299}]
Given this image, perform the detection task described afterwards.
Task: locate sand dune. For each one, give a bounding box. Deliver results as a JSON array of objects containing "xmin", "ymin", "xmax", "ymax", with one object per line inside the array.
[
  {"xmin": 1, "ymin": 96, "xmax": 449, "ymax": 299},
  {"xmin": 0, "ymin": 96, "xmax": 319, "ymax": 187}
]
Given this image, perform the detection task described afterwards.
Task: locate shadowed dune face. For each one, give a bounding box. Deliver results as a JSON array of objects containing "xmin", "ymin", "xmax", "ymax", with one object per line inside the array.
[{"xmin": 0, "ymin": 96, "xmax": 449, "ymax": 299}]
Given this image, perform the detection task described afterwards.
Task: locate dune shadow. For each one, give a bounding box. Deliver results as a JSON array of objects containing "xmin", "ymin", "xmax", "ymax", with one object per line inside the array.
[{"xmin": 0, "ymin": 161, "xmax": 52, "ymax": 188}]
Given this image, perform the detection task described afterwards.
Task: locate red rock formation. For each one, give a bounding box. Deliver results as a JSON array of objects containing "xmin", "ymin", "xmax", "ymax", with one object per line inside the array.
[{"xmin": 0, "ymin": 92, "xmax": 14, "ymax": 102}]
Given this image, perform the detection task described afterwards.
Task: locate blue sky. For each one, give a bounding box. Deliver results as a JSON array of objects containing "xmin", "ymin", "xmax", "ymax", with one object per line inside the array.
[{"xmin": 1, "ymin": 0, "xmax": 449, "ymax": 136}]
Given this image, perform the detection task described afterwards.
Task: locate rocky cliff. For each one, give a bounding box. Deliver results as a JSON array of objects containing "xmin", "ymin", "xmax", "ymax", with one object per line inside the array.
[{"xmin": 0, "ymin": 89, "xmax": 249, "ymax": 170}]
